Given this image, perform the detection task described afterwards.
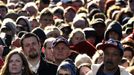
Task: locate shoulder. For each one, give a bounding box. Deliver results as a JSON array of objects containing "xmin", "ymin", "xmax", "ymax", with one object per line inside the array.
[
  {"xmin": 119, "ymin": 66, "xmax": 132, "ymax": 75},
  {"xmin": 86, "ymin": 64, "xmax": 102, "ymax": 75}
]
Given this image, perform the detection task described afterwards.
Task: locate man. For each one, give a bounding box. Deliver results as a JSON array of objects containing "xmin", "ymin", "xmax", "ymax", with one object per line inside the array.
[
  {"xmin": 52, "ymin": 36, "xmax": 78, "ymax": 65},
  {"xmin": 86, "ymin": 38, "xmax": 131, "ymax": 75},
  {"xmin": 127, "ymin": 0, "xmax": 134, "ymax": 14},
  {"xmin": 43, "ymin": 37, "xmax": 56, "ymax": 63},
  {"xmin": 20, "ymin": 32, "xmax": 57, "ymax": 75}
]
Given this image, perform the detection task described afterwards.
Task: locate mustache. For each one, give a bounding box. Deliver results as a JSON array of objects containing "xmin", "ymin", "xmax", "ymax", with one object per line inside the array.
[{"xmin": 105, "ymin": 61, "xmax": 114, "ymax": 65}]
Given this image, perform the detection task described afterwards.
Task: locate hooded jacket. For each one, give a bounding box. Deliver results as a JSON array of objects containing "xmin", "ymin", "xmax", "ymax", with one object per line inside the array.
[
  {"xmin": 86, "ymin": 64, "xmax": 131, "ymax": 75},
  {"xmin": 104, "ymin": 21, "xmax": 122, "ymax": 41}
]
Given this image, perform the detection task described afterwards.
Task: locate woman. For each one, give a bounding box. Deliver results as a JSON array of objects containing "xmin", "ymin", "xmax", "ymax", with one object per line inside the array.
[{"xmin": 0, "ymin": 49, "xmax": 35, "ymax": 75}]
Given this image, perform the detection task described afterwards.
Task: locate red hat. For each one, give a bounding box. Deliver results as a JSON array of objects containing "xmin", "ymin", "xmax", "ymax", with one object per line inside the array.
[{"xmin": 70, "ymin": 41, "xmax": 96, "ymax": 57}]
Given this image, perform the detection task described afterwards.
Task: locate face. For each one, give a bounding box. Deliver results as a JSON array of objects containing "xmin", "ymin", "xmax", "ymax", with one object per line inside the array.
[
  {"xmin": 58, "ymin": 69, "xmax": 71, "ymax": 75},
  {"xmin": 72, "ymin": 32, "xmax": 85, "ymax": 45},
  {"xmin": 30, "ymin": 19, "xmax": 39, "ymax": 30},
  {"xmin": 104, "ymin": 47, "xmax": 122, "ymax": 71},
  {"xmin": 17, "ymin": 19, "xmax": 29, "ymax": 31},
  {"xmin": 129, "ymin": 0, "xmax": 134, "ymax": 13},
  {"xmin": 9, "ymin": 54, "xmax": 23, "ymax": 75},
  {"xmin": 123, "ymin": 50, "xmax": 133, "ymax": 61},
  {"xmin": 79, "ymin": 66, "xmax": 91, "ymax": 75},
  {"xmin": 40, "ymin": 15, "xmax": 53, "ymax": 27},
  {"xmin": 108, "ymin": 31, "xmax": 119, "ymax": 40},
  {"xmin": 64, "ymin": 10, "xmax": 76, "ymax": 22},
  {"xmin": 93, "ymin": 24, "xmax": 105, "ymax": 36},
  {"xmin": 0, "ymin": 7, "xmax": 7, "ymax": 18},
  {"xmin": 26, "ymin": 6, "xmax": 37, "ymax": 16},
  {"xmin": 22, "ymin": 36, "xmax": 41, "ymax": 59},
  {"xmin": 45, "ymin": 41, "xmax": 54, "ymax": 61},
  {"xmin": 53, "ymin": 43, "xmax": 70, "ymax": 61}
]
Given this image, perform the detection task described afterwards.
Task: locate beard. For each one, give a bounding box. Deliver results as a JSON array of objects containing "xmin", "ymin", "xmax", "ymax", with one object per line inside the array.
[{"xmin": 28, "ymin": 50, "xmax": 39, "ymax": 59}]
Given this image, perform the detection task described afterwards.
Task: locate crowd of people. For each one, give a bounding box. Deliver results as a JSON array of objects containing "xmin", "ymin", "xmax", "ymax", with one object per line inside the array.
[{"xmin": 0, "ymin": 0, "xmax": 133, "ymax": 75}]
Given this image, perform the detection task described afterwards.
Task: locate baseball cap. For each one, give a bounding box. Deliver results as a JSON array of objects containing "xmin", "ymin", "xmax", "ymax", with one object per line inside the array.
[
  {"xmin": 52, "ymin": 36, "xmax": 69, "ymax": 47},
  {"xmin": 96, "ymin": 38, "xmax": 124, "ymax": 56}
]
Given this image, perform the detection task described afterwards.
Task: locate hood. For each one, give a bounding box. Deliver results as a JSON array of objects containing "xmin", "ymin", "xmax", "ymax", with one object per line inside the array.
[{"xmin": 104, "ymin": 21, "xmax": 122, "ymax": 40}]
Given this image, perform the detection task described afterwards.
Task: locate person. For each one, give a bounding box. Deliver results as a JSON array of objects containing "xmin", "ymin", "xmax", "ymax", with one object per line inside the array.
[
  {"xmin": 127, "ymin": 0, "xmax": 134, "ymax": 14},
  {"xmin": 43, "ymin": 37, "xmax": 56, "ymax": 63},
  {"xmin": 0, "ymin": 49, "xmax": 35, "ymax": 75},
  {"xmin": 86, "ymin": 38, "xmax": 131, "ymax": 75},
  {"xmin": 20, "ymin": 32, "xmax": 57, "ymax": 75},
  {"xmin": 56, "ymin": 59, "xmax": 77, "ymax": 75},
  {"xmin": 52, "ymin": 36, "xmax": 72, "ymax": 65},
  {"xmin": 75, "ymin": 54, "xmax": 92, "ymax": 75},
  {"xmin": 104, "ymin": 20, "xmax": 122, "ymax": 41}
]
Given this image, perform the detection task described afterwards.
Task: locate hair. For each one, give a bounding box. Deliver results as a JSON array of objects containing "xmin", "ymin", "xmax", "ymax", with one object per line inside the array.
[
  {"xmin": 40, "ymin": 8, "xmax": 53, "ymax": 18},
  {"xmin": 0, "ymin": 49, "xmax": 34, "ymax": 75},
  {"xmin": 115, "ymin": 8, "xmax": 133, "ymax": 25},
  {"xmin": 44, "ymin": 25, "xmax": 62, "ymax": 38},
  {"xmin": 16, "ymin": 16, "xmax": 31, "ymax": 32},
  {"xmin": 43, "ymin": 37, "xmax": 56, "ymax": 48},
  {"xmin": 74, "ymin": 54, "xmax": 92, "ymax": 69},
  {"xmin": 52, "ymin": 6, "xmax": 64, "ymax": 19},
  {"xmin": 124, "ymin": 46, "xmax": 134, "ymax": 57},
  {"xmin": 68, "ymin": 28, "xmax": 85, "ymax": 45},
  {"xmin": 20, "ymin": 32, "xmax": 40, "ymax": 49},
  {"xmin": 22, "ymin": 2, "xmax": 38, "ymax": 16}
]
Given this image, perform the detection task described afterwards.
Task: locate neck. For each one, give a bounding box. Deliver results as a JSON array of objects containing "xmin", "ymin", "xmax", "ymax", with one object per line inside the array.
[
  {"xmin": 11, "ymin": 72, "xmax": 22, "ymax": 75},
  {"xmin": 54, "ymin": 59, "xmax": 63, "ymax": 66},
  {"xmin": 103, "ymin": 66, "xmax": 118, "ymax": 73},
  {"xmin": 28, "ymin": 56, "xmax": 40, "ymax": 66}
]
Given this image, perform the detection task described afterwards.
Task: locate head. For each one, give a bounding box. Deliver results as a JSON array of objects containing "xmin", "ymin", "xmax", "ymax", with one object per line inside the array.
[
  {"xmin": 16, "ymin": 16, "xmax": 31, "ymax": 32},
  {"xmin": 123, "ymin": 46, "xmax": 134, "ymax": 62},
  {"xmin": 22, "ymin": 2, "xmax": 38, "ymax": 17},
  {"xmin": 52, "ymin": 36, "xmax": 71, "ymax": 65},
  {"xmin": 20, "ymin": 32, "xmax": 41, "ymax": 59},
  {"xmin": 0, "ymin": 2, "xmax": 8, "ymax": 19},
  {"xmin": 83, "ymin": 27, "xmax": 97, "ymax": 45},
  {"xmin": 43, "ymin": 37, "xmax": 56, "ymax": 62},
  {"xmin": 128, "ymin": 0, "xmax": 134, "ymax": 13},
  {"xmin": 57, "ymin": 59, "xmax": 77, "ymax": 75},
  {"xmin": 90, "ymin": 18, "xmax": 106, "ymax": 37},
  {"xmin": 64, "ymin": 6, "xmax": 76, "ymax": 23},
  {"xmin": 45, "ymin": 25, "xmax": 62, "ymax": 38},
  {"xmin": 68, "ymin": 28, "xmax": 85, "ymax": 45},
  {"xmin": 104, "ymin": 20, "xmax": 122, "ymax": 41},
  {"xmin": 98, "ymin": 39, "xmax": 124, "ymax": 71},
  {"xmin": 0, "ymin": 49, "xmax": 33, "ymax": 75},
  {"xmin": 31, "ymin": 27, "xmax": 46, "ymax": 47},
  {"xmin": 75, "ymin": 54, "xmax": 92, "ymax": 75},
  {"xmin": 39, "ymin": 8, "xmax": 54, "ymax": 28},
  {"xmin": 72, "ymin": 16, "xmax": 88, "ymax": 29}
]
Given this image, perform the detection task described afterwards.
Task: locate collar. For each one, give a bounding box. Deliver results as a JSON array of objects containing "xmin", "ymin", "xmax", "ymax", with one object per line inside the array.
[{"xmin": 29, "ymin": 60, "xmax": 40, "ymax": 73}]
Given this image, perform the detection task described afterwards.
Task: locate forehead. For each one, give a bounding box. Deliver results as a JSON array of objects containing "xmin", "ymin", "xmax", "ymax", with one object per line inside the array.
[
  {"xmin": 23, "ymin": 36, "xmax": 38, "ymax": 43},
  {"xmin": 104, "ymin": 46, "xmax": 119, "ymax": 53},
  {"xmin": 10, "ymin": 54, "xmax": 21, "ymax": 60},
  {"xmin": 55, "ymin": 42, "xmax": 68, "ymax": 47}
]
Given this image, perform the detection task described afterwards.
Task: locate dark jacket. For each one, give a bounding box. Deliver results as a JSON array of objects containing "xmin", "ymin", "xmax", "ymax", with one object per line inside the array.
[{"xmin": 37, "ymin": 57, "xmax": 58, "ymax": 75}]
